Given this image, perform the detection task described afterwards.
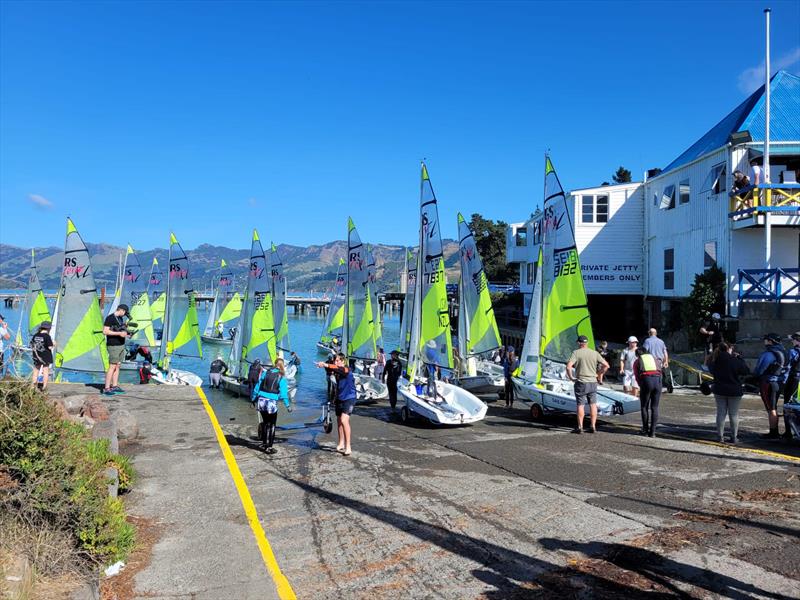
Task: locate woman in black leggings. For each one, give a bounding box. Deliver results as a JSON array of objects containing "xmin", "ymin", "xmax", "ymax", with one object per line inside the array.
[{"xmin": 252, "ymin": 358, "xmax": 292, "ymax": 454}]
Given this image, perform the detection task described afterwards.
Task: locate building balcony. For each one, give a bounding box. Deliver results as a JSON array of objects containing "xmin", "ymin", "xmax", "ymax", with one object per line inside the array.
[
  {"xmin": 737, "ymin": 268, "xmax": 800, "ymax": 304},
  {"xmin": 728, "ymin": 184, "xmax": 800, "ymax": 228}
]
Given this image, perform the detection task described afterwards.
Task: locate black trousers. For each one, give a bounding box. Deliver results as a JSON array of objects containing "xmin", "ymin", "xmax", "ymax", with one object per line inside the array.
[
  {"xmin": 387, "ymin": 378, "xmax": 399, "ymax": 409},
  {"xmin": 259, "ymin": 411, "xmax": 278, "ymax": 448},
  {"xmin": 639, "ymin": 375, "xmax": 662, "ymax": 435},
  {"xmin": 505, "ymin": 377, "xmax": 515, "ymax": 405}
]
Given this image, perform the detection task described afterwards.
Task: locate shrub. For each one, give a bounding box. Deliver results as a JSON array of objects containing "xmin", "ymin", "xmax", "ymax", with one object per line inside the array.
[
  {"xmin": 0, "ymin": 381, "xmax": 135, "ymax": 573},
  {"xmin": 681, "ymin": 265, "xmax": 726, "ymax": 349}
]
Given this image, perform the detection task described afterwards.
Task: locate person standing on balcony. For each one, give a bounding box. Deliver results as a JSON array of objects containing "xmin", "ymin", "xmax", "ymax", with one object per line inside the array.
[
  {"xmin": 732, "ymin": 170, "xmax": 751, "ymax": 192},
  {"xmin": 750, "ymin": 158, "xmax": 763, "ymax": 185}
]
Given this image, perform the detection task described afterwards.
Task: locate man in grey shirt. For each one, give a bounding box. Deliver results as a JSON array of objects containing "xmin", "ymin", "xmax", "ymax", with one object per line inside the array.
[
  {"xmin": 566, "ymin": 335, "xmax": 609, "ymax": 434},
  {"xmin": 643, "ymin": 328, "xmax": 671, "ymax": 393}
]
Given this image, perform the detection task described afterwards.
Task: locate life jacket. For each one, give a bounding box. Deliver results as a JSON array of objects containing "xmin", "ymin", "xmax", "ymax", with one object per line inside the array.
[
  {"xmin": 637, "ymin": 353, "xmax": 659, "ymax": 374},
  {"xmin": 253, "ymin": 368, "xmax": 283, "ymax": 412},
  {"xmin": 765, "ymin": 346, "xmax": 789, "ymax": 382},
  {"xmin": 138, "ymin": 365, "xmax": 152, "ymax": 384}
]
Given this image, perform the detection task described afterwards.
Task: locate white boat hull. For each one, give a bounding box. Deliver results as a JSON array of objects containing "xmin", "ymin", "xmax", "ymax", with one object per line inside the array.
[
  {"xmin": 354, "ymin": 374, "xmax": 388, "ymax": 402},
  {"xmin": 151, "ymin": 367, "xmax": 203, "ymax": 387},
  {"xmin": 455, "ymin": 374, "xmax": 504, "ymax": 396},
  {"xmin": 219, "ymin": 374, "xmax": 298, "ymax": 400},
  {"xmin": 513, "ymin": 376, "xmax": 641, "ymax": 417},
  {"xmin": 201, "ymin": 335, "xmax": 233, "ymax": 346},
  {"xmin": 398, "ymin": 379, "xmax": 487, "ymax": 425}
]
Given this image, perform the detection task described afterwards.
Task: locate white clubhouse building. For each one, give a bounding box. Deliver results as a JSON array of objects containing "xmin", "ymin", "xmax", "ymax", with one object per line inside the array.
[{"xmin": 507, "ymin": 71, "xmax": 799, "ymax": 340}]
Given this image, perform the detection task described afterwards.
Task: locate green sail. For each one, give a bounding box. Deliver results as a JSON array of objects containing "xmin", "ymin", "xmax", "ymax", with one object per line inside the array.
[
  {"xmin": 148, "ymin": 257, "xmax": 166, "ymax": 333},
  {"xmin": 457, "ymin": 213, "xmax": 501, "ymax": 357},
  {"xmin": 53, "ymin": 218, "xmax": 109, "ymax": 372},
  {"xmin": 23, "ymin": 250, "xmax": 52, "ymax": 338},
  {"xmin": 344, "ymin": 218, "xmax": 376, "ymax": 360},
  {"xmin": 541, "ymin": 156, "xmax": 594, "ymax": 363},
  {"xmin": 203, "ymin": 259, "xmax": 237, "ymax": 336},
  {"xmin": 411, "ymin": 163, "xmax": 453, "ymax": 377},
  {"xmin": 365, "ymin": 244, "xmax": 383, "ymax": 349},
  {"xmin": 217, "ymin": 291, "xmax": 242, "ymax": 324},
  {"xmin": 399, "ymin": 249, "xmax": 416, "ymax": 356},
  {"xmin": 121, "ymin": 245, "xmax": 156, "ymax": 346},
  {"xmin": 270, "ymin": 243, "xmax": 290, "ymax": 352},
  {"xmin": 320, "ymin": 258, "xmax": 346, "ymax": 344},
  {"xmin": 163, "ymin": 233, "xmax": 202, "ymax": 361}
]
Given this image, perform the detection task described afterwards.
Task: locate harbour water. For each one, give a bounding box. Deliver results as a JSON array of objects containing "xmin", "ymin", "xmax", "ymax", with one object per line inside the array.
[{"xmin": 2, "ymin": 296, "xmax": 401, "ymax": 428}]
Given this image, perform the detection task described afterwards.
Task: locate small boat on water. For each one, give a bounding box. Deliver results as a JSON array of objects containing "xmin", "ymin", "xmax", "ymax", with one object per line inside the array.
[
  {"xmin": 512, "ymin": 157, "xmax": 640, "ymax": 420},
  {"xmin": 317, "ymin": 258, "xmax": 346, "ymax": 355},
  {"xmin": 200, "ymin": 259, "xmax": 241, "ymax": 346},
  {"xmin": 397, "ymin": 164, "xmax": 487, "ymax": 425},
  {"xmin": 454, "ymin": 213, "xmax": 505, "ymax": 396}
]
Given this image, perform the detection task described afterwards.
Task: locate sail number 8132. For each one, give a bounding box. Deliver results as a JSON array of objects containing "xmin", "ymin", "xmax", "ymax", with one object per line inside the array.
[{"xmin": 554, "ymin": 249, "xmax": 578, "ymax": 277}]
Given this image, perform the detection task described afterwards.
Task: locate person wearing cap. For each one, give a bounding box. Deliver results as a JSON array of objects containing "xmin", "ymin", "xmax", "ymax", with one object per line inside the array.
[
  {"xmin": 502, "ymin": 346, "xmax": 519, "ymax": 408},
  {"xmin": 30, "ymin": 321, "xmax": 54, "ymax": 390},
  {"xmin": 209, "ymin": 354, "xmax": 229, "ymax": 389},
  {"xmin": 619, "ymin": 336, "xmax": 640, "ymax": 398},
  {"xmin": 754, "ymin": 333, "xmax": 789, "ymax": 439},
  {"xmin": 566, "ymin": 335, "xmax": 609, "ymax": 434},
  {"xmin": 102, "ymin": 304, "xmax": 130, "ymax": 396},
  {"xmin": 782, "ymin": 332, "xmax": 800, "ymax": 438},
  {"xmin": 699, "ymin": 313, "xmax": 724, "ymax": 356},
  {"xmin": 384, "ymin": 349, "xmax": 403, "ymax": 410}
]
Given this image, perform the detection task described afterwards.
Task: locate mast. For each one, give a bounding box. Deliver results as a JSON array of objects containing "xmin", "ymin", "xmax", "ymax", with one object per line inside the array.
[{"xmin": 764, "ymin": 7, "xmax": 772, "ymax": 270}]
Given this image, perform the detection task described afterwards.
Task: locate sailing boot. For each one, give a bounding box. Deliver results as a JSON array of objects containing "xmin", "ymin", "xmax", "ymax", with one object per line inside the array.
[{"xmin": 761, "ymin": 428, "xmax": 780, "ymax": 440}]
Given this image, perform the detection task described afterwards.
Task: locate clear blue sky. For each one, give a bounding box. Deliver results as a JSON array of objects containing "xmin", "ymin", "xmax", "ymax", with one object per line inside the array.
[{"xmin": 1, "ymin": 0, "xmax": 799, "ymax": 250}]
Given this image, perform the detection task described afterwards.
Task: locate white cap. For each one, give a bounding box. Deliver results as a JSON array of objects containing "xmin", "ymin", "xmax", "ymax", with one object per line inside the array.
[
  {"xmin": 627, "ymin": 336, "xmax": 638, "ymax": 343},
  {"xmin": 712, "ymin": 312, "xmax": 721, "ymax": 320}
]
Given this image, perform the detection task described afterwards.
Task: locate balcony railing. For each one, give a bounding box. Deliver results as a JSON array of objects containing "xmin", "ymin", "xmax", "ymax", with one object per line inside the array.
[
  {"xmin": 738, "ymin": 268, "xmax": 800, "ymax": 303},
  {"xmin": 728, "ymin": 183, "xmax": 800, "ymax": 220}
]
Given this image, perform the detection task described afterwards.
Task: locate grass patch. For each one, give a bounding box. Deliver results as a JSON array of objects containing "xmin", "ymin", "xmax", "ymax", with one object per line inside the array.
[{"xmin": 0, "ymin": 381, "xmax": 136, "ymax": 576}]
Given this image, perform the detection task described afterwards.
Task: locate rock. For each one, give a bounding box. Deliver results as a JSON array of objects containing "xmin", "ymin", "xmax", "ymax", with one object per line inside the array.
[
  {"xmin": 106, "ymin": 466, "xmax": 119, "ymax": 499},
  {"xmin": 63, "ymin": 393, "xmax": 95, "ymax": 415},
  {"xmin": 92, "ymin": 420, "xmax": 119, "ymax": 454},
  {"xmin": 4, "ymin": 554, "xmax": 33, "ymax": 600},
  {"xmin": 69, "ymin": 580, "xmax": 100, "ymax": 600},
  {"xmin": 113, "ymin": 409, "xmax": 139, "ymax": 440},
  {"xmin": 81, "ymin": 399, "xmax": 110, "ymax": 422},
  {"xmin": 50, "ymin": 398, "xmax": 70, "ymax": 420}
]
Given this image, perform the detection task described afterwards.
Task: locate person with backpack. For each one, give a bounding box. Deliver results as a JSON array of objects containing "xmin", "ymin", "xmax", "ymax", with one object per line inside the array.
[
  {"xmin": 30, "ymin": 321, "xmax": 54, "ymax": 391},
  {"xmin": 247, "ymin": 358, "xmax": 263, "ymax": 398},
  {"xmin": 633, "ymin": 347, "xmax": 662, "ymax": 437},
  {"xmin": 782, "ymin": 332, "xmax": 800, "ymax": 439},
  {"xmin": 251, "ymin": 358, "xmax": 292, "ymax": 454},
  {"xmin": 707, "ymin": 343, "xmax": 750, "ymax": 444},
  {"xmin": 754, "ymin": 333, "xmax": 789, "ymax": 440},
  {"xmin": 315, "ymin": 353, "xmax": 356, "ymax": 456}
]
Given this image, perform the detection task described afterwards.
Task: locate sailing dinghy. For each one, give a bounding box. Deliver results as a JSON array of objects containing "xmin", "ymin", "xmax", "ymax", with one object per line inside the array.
[
  {"xmin": 454, "ymin": 213, "xmax": 505, "ymax": 396},
  {"xmin": 220, "ymin": 230, "xmax": 296, "ymax": 399},
  {"xmin": 148, "ymin": 257, "xmax": 166, "ymax": 341},
  {"xmin": 341, "ymin": 218, "xmax": 388, "ymax": 401},
  {"xmin": 11, "ymin": 249, "xmax": 52, "ymax": 357},
  {"xmin": 317, "ymin": 258, "xmax": 346, "ymax": 355},
  {"xmin": 201, "ymin": 259, "xmax": 241, "ymax": 346},
  {"xmin": 269, "ymin": 242, "xmax": 298, "ymax": 379},
  {"xmin": 153, "ymin": 233, "xmax": 203, "ymax": 386},
  {"xmin": 512, "ymin": 157, "xmax": 640, "ymax": 419},
  {"xmin": 397, "ymin": 164, "xmax": 487, "ymax": 425},
  {"xmin": 52, "ymin": 218, "xmax": 109, "ymax": 376}
]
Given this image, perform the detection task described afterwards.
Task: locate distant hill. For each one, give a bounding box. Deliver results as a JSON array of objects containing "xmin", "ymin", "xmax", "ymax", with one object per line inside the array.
[{"xmin": 0, "ymin": 240, "xmax": 461, "ymax": 292}]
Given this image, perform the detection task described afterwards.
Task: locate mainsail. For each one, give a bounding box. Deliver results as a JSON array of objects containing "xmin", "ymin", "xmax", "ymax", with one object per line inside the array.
[
  {"xmin": 399, "ymin": 249, "xmax": 416, "ymax": 356},
  {"xmin": 161, "ymin": 233, "xmax": 202, "ymax": 365},
  {"xmin": 519, "ymin": 247, "xmax": 543, "ymax": 381},
  {"xmin": 541, "ymin": 156, "xmax": 594, "ymax": 364},
  {"xmin": 233, "ymin": 230, "xmax": 276, "ymax": 376},
  {"xmin": 148, "ymin": 257, "xmax": 166, "ymax": 334},
  {"xmin": 270, "ymin": 243, "xmax": 290, "ymax": 352},
  {"xmin": 203, "ymin": 259, "xmax": 239, "ymax": 337},
  {"xmin": 53, "ymin": 218, "xmax": 109, "ymax": 372},
  {"xmin": 408, "ymin": 163, "xmax": 453, "ymax": 379},
  {"xmin": 16, "ymin": 249, "xmax": 51, "ymax": 346},
  {"xmin": 457, "ymin": 213, "xmax": 501, "ymax": 358},
  {"xmin": 365, "ymin": 244, "xmax": 383, "ymax": 350},
  {"xmin": 118, "ymin": 245, "xmax": 156, "ymax": 346},
  {"xmin": 319, "ymin": 258, "xmax": 346, "ymax": 346},
  {"xmin": 344, "ymin": 218, "xmax": 376, "ymax": 360}
]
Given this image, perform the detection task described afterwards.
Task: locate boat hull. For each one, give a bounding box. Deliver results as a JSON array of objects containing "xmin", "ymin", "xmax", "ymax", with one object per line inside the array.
[
  {"xmin": 220, "ymin": 374, "xmax": 297, "ymax": 400},
  {"xmin": 201, "ymin": 335, "xmax": 233, "ymax": 346},
  {"xmin": 398, "ymin": 379, "xmax": 487, "ymax": 425},
  {"xmin": 512, "ymin": 377, "xmax": 641, "ymax": 417},
  {"xmin": 455, "ymin": 374, "xmax": 504, "ymax": 396},
  {"xmin": 151, "ymin": 367, "xmax": 203, "ymax": 387},
  {"xmin": 355, "ymin": 374, "xmax": 388, "ymax": 402}
]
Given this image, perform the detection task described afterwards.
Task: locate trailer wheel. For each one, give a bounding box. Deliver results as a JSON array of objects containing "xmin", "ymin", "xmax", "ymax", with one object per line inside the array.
[
  {"xmin": 530, "ymin": 403, "xmax": 544, "ymax": 421},
  {"xmin": 400, "ymin": 406, "xmax": 411, "ymax": 424}
]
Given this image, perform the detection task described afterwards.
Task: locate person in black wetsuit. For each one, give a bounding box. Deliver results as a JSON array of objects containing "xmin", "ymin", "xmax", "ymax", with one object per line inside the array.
[{"xmin": 384, "ymin": 349, "xmax": 403, "ymax": 410}]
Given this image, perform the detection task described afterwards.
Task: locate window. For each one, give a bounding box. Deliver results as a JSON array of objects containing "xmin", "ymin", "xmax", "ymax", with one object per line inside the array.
[
  {"xmin": 711, "ymin": 163, "xmax": 726, "ymax": 194},
  {"xmin": 664, "ymin": 248, "xmax": 674, "ymax": 290},
  {"xmin": 582, "ymin": 195, "xmax": 594, "ymax": 223},
  {"xmin": 704, "ymin": 241, "xmax": 717, "ymax": 271},
  {"xmin": 515, "ymin": 227, "xmax": 527, "ymax": 246},
  {"xmin": 596, "ymin": 195, "xmax": 609, "ymax": 223},
  {"xmin": 679, "ymin": 179, "xmax": 690, "ymax": 204},
  {"xmin": 660, "ymin": 185, "xmax": 675, "ymax": 210},
  {"xmin": 526, "ymin": 262, "xmax": 534, "ymax": 285}
]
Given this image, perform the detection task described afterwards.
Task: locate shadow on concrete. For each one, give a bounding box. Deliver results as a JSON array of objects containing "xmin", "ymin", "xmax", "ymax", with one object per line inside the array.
[
  {"xmin": 278, "ymin": 474, "xmax": 780, "ymax": 599},
  {"xmin": 614, "ymin": 440, "xmax": 800, "ymax": 468},
  {"xmin": 538, "ymin": 538, "xmax": 793, "ymax": 600}
]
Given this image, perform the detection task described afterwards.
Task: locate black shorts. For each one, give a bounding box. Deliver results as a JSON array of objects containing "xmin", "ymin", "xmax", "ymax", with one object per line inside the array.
[
  {"xmin": 335, "ymin": 399, "xmax": 356, "ymax": 416},
  {"xmin": 33, "ymin": 356, "xmax": 52, "ymax": 368},
  {"xmin": 574, "ymin": 381, "xmax": 598, "ymax": 406}
]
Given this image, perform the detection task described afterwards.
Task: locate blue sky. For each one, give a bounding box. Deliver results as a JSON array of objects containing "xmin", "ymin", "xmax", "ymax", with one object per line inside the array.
[{"xmin": 1, "ymin": 0, "xmax": 799, "ymax": 250}]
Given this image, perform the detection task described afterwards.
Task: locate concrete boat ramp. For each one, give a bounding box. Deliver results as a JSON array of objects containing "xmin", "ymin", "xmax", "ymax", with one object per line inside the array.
[{"xmin": 48, "ymin": 384, "xmax": 800, "ymax": 599}]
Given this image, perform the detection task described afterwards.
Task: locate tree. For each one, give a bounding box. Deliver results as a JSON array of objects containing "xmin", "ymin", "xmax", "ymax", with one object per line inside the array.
[
  {"xmin": 468, "ymin": 213, "xmax": 519, "ymax": 283},
  {"xmin": 612, "ymin": 166, "xmax": 632, "ymax": 184},
  {"xmin": 681, "ymin": 265, "xmax": 726, "ymax": 349}
]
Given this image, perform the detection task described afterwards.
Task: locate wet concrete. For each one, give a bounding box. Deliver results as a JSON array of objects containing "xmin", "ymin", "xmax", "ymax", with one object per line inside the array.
[{"xmin": 48, "ymin": 384, "xmax": 800, "ymax": 599}]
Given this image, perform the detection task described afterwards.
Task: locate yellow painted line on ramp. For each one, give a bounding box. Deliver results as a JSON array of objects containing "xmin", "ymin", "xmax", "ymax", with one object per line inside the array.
[{"xmin": 195, "ymin": 387, "xmax": 297, "ymax": 600}]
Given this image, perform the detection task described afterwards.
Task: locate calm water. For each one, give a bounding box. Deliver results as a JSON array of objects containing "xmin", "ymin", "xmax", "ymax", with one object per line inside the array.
[{"xmin": 2, "ymin": 297, "xmax": 401, "ymax": 429}]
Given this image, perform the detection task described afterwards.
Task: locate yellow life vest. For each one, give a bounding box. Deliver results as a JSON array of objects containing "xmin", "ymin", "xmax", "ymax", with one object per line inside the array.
[{"xmin": 638, "ymin": 353, "xmax": 658, "ymax": 372}]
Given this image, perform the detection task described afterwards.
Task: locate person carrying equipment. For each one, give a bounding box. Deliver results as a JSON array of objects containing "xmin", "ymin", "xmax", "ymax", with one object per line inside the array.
[{"xmin": 251, "ymin": 358, "xmax": 292, "ymax": 454}]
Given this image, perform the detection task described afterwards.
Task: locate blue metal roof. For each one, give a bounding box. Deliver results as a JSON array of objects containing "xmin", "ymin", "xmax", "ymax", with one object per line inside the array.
[{"xmin": 661, "ymin": 71, "xmax": 800, "ymax": 174}]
